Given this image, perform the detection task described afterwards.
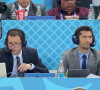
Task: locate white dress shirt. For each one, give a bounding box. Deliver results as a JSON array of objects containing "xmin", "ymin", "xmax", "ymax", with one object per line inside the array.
[{"xmin": 18, "ymin": 3, "xmax": 30, "ymax": 16}]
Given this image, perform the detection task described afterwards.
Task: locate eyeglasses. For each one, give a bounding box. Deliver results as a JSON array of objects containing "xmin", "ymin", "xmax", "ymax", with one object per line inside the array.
[
  {"xmin": 63, "ymin": 0, "xmax": 75, "ymax": 2},
  {"xmin": 8, "ymin": 42, "xmax": 21, "ymax": 47}
]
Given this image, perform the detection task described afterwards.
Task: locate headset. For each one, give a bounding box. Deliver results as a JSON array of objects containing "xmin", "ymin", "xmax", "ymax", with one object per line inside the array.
[
  {"xmin": 72, "ymin": 26, "xmax": 95, "ymax": 47},
  {"xmin": 5, "ymin": 28, "xmax": 27, "ymax": 47}
]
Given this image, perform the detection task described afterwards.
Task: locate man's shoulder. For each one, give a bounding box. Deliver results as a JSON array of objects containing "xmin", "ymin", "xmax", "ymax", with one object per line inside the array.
[
  {"xmin": 22, "ymin": 47, "xmax": 37, "ymax": 52},
  {"xmin": 32, "ymin": 2, "xmax": 46, "ymax": 9},
  {"xmin": 77, "ymin": 6, "xmax": 89, "ymax": 11},
  {"xmin": 48, "ymin": 7, "xmax": 59, "ymax": 13},
  {"xmin": 0, "ymin": 47, "xmax": 11, "ymax": 55},
  {"xmin": 48, "ymin": 7, "xmax": 59, "ymax": 16},
  {"xmin": 90, "ymin": 48, "xmax": 100, "ymax": 54},
  {"xmin": 63, "ymin": 47, "xmax": 77, "ymax": 55}
]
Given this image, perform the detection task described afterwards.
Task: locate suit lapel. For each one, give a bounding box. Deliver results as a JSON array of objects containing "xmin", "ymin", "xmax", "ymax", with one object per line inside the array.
[
  {"xmin": 22, "ymin": 48, "xmax": 27, "ymax": 63},
  {"xmin": 72, "ymin": 48, "xmax": 80, "ymax": 69},
  {"xmin": 87, "ymin": 50, "xmax": 95, "ymax": 69},
  {"xmin": 28, "ymin": 2, "xmax": 36, "ymax": 16},
  {"xmin": 22, "ymin": 48, "xmax": 31, "ymax": 63}
]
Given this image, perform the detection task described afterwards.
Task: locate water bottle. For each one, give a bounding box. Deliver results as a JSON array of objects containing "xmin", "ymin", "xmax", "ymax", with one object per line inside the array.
[
  {"xmin": 11, "ymin": 4, "xmax": 17, "ymax": 20},
  {"xmin": 57, "ymin": 60, "xmax": 64, "ymax": 77},
  {"xmin": 88, "ymin": 4, "xmax": 95, "ymax": 20},
  {"xmin": 36, "ymin": 6, "xmax": 42, "ymax": 16}
]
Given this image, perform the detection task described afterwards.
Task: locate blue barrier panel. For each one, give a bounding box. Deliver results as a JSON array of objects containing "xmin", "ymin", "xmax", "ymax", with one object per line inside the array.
[{"xmin": 0, "ymin": 78, "xmax": 100, "ymax": 90}]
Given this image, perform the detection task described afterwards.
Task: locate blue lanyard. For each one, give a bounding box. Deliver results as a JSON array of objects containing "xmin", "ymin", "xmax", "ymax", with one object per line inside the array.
[{"xmin": 60, "ymin": 12, "xmax": 77, "ymax": 20}]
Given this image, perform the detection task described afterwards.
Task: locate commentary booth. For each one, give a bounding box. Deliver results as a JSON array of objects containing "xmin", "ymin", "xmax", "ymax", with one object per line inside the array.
[
  {"xmin": 0, "ymin": 20, "xmax": 100, "ymax": 89},
  {"xmin": 0, "ymin": 0, "xmax": 100, "ymax": 90}
]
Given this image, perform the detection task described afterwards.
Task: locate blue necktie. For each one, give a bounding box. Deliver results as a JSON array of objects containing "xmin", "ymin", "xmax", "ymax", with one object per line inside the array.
[
  {"xmin": 82, "ymin": 55, "xmax": 87, "ymax": 69},
  {"xmin": 16, "ymin": 56, "xmax": 24, "ymax": 77}
]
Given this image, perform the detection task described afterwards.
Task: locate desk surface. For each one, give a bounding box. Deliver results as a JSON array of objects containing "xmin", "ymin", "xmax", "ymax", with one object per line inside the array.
[{"xmin": 0, "ymin": 78, "xmax": 100, "ymax": 90}]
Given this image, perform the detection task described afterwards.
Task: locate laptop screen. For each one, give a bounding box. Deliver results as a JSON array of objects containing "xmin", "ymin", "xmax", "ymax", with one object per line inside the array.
[
  {"xmin": 66, "ymin": 69, "xmax": 90, "ymax": 78},
  {"xmin": 0, "ymin": 63, "xmax": 7, "ymax": 77}
]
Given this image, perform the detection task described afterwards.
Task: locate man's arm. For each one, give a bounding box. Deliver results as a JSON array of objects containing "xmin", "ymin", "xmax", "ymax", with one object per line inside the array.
[
  {"xmin": 21, "ymin": 48, "xmax": 49, "ymax": 73},
  {"xmin": 61, "ymin": 52, "xmax": 69, "ymax": 74}
]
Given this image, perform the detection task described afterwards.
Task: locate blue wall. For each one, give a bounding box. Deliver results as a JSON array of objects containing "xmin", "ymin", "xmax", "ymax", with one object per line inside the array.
[{"xmin": 1, "ymin": 20, "xmax": 100, "ymax": 70}]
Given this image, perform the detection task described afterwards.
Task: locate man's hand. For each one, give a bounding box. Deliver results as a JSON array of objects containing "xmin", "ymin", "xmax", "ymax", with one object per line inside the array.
[{"xmin": 18, "ymin": 63, "xmax": 32, "ymax": 72}]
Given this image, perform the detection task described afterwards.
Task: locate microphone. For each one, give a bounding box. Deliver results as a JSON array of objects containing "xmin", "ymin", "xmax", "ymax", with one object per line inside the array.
[
  {"xmin": 4, "ymin": 47, "xmax": 11, "ymax": 53},
  {"xmin": 90, "ymin": 43, "xmax": 96, "ymax": 47}
]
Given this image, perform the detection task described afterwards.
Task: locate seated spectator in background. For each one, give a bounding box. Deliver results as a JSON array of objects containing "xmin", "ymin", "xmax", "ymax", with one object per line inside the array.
[
  {"xmin": 61, "ymin": 26, "xmax": 100, "ymax": 76},
  {"xmin": 0, "ymin": 28, "xmax": 49, "ymax": 77},
  {"xmin": 6, "ymin": 0, "xmax": 48, "ymax": 19},
  {"xmin": 48, "ymin": 0, "xmax": 89, "ymax": 20}
]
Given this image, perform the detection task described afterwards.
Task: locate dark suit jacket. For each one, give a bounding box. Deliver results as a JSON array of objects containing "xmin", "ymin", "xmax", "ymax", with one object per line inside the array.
[
  {"xmin": 0, "ymin": 47, "xmax": 49, "ymax": 77},
  {"xmin": 61, "ymin": 47, "xmax": 100, "ymax": 75},
  {"xmin": 6, "ymin": 1, "xmax": 48, "ymax": 19}
]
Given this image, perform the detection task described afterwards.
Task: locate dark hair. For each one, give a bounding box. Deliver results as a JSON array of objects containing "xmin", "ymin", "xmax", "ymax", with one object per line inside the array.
[
  {"xmin": 75, "ymin": 26, "xmax": 93, "ymax": 36},
  {"xmin": 5, "ymin": 28, "xmax": 27, "ymax": 47}
]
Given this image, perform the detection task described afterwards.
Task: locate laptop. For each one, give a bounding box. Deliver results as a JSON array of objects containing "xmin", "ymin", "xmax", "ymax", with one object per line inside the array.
[
  {"xmin": 67, "ymin": 69, "xmax": 90, "ymax": 78},
  {"xmin": 0, "ymin": 63, "xmax": 7, "ymax": 77}
]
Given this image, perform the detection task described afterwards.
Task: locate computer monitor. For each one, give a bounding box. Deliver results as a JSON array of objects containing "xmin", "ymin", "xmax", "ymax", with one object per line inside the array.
[{"xmin": 66, "ymin": 69, "xmax": 90, "ymax": 78}]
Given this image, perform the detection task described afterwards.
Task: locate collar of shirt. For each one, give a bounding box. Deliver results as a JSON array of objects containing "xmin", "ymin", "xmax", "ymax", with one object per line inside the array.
[
  {"xmin": 12, "ymin": 50, "xmax": 23, "ymax": 63},
  {"xmin": 18, "ymin": 3, "xmax": 30, "ymax": 11},
  {"xmin": 77, "ymin": 48, "xmax": 90, "ymax": 69},
  {"xmin": 77, "ymin": 48, "xmax": 90, "ymax": 59},
  {"xmin": 18, "ymin": 3, "xmax": 30, "ymax": 16}
]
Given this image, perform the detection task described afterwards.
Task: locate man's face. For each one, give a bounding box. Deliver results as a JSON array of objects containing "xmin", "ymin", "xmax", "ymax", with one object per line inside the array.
[
  {"xmin": 61, "ymin": 0, "xmax": 76, "ymax": 12},
  {"xmin": 7, "ymin": 35, "xmax": 22, "ymax": 55},
  {"xmin": 17, "ymin": 0, "xmax": 31, "ymax": 8},
  {"xmin": 78, "ymin": 31, "xmax": 93, "ymax": 50}
]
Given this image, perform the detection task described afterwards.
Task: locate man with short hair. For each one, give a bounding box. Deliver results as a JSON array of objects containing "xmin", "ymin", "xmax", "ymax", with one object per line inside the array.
[
  {"xmin": 48, "ymin": 0, "xmax": 89, "ymax": 20},
  {"xmin": 0, "ymin": 28, "xmax": 49, "ymax": 77},
  {"xmin": 6, "ymin": 0, "xmax": 48, "ymax": 19},
  {"xmin": 61, "ymin": 26, "xmax": 100, "ymax": 75}
]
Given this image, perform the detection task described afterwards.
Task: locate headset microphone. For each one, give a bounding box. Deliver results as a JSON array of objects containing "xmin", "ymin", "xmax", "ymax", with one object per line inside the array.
[
  {"xmin": 4, "ymin": 47, "xmax": 11, "ymax": 53},
  {"xmin": 90, "ymin": 43, "xmax": 95, "ymax": 47}
]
